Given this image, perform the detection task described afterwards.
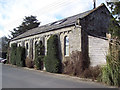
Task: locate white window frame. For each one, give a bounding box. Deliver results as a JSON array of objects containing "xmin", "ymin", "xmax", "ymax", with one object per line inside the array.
[{"xmin": 64, "ymin": 36, "xmax": 69, "ymax": 57}]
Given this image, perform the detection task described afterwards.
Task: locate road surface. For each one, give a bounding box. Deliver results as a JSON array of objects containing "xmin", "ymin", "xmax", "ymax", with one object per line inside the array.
[{"xmin": 2, "ymin": 64, "xmax": 108, "ymax": 88}]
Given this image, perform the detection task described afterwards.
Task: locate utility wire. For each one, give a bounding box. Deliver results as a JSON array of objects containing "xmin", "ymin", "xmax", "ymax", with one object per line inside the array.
[
  {"xmin": 5, "ymin": 0, "xmax": 75, "ymax": 35},
  {"xmin": 5, "ymin": 0, "xmax": 90, "ymax": 36},
  {"xmin": 5, "ymin": 0, "xmax": 74, "ymax": 27}
]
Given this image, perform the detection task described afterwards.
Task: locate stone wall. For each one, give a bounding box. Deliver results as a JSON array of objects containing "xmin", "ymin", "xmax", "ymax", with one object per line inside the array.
[
  {"xmin": 10, "ymin": 26, "xmax": 82, "ymax": 62},
  {"xmin": 69, "ymin": 26, "xmax": 81, "ymax": 54},
  {"xmin": 88, "ymin": 35, "xmax": 109, "ymax": 66},
  {"xmin": 80, "ymin": 5, "xmax": 111, "ymax": 66}
]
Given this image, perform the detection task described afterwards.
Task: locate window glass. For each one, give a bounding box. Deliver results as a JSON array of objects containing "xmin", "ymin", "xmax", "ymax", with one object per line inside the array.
[
  {"xmin": 64, "ymin": 36, "xmax": 69, "ymax": 56},
  {"xmin": 26, "ymin": 43, "xmax": 28, "ymax": 49}
]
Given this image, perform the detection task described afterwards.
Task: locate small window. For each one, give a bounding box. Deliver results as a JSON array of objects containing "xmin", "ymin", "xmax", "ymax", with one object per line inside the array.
[
  {"xmin": 39, "ymin": 41, "xmax": 42, "ymax": 45},
  {"xmin": 50, "ymin": 19, "xmax": 67, "ymax": 26},
  {"xmin": 64, "ymin": 36, "xmax": 69, "ymax": 56},
  {"xmin": 26, "ymin": 43, "xmax": 28, "ymax": 49},
  {"xmin": 26, "ymin": 43, "xmax": 29, "ymax": 56},
  {"xmin": 59, "ymin": 19, "xmax": 67, "ymax": 24},
  {"xmin": 35, "ymin": 41, "xmax": 37, "ymax": 45}
]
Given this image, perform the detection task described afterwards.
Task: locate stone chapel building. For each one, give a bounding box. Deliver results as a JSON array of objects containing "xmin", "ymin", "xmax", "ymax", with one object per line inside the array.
[{"xmin": 10, "ymin": 4, "xmax": 111, "ymax": 67}]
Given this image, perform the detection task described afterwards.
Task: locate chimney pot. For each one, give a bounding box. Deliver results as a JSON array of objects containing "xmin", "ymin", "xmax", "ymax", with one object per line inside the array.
[{"xmin": 93, "ymin": 0, "xmax": 96, "ymax": 9}]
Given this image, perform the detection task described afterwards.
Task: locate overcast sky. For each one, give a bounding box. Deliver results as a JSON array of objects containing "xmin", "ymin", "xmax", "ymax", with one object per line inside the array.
[{"xmin": 0, "ymin": 0, "xmax": 106, "ymax": 38}]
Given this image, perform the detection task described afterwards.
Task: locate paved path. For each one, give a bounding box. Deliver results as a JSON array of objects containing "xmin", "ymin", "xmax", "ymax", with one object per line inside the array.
[{"xmin": 2, "ymin": 64, "xmax": 108, "ymax": 88}]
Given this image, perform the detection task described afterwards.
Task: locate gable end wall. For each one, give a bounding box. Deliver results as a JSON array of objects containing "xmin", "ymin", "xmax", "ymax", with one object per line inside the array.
[{"xmin": 80, "ymin": 5, "xmax": 111, "ymax": 66}]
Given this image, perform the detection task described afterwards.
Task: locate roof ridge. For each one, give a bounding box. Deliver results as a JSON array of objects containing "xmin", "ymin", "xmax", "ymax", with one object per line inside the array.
[
  {"xmin": 45, "ymin": 9, "xmax": 92, "ymax": 26},
  {"xmin": 80, "ymin": 3, "xmax": 107, "ymax": 19}
]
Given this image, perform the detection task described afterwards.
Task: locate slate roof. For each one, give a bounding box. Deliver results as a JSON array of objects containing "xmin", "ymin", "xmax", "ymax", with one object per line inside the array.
[{"xmin": 12, "ymin": 4, "xmax": 105, "ymax": 41}]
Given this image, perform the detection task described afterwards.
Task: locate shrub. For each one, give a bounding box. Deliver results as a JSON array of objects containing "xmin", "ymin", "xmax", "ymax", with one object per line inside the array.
[
  {"xmin": 34, "ymin": 41, "xmax": 45, "ymax": 70},
  {"xmin": 63, "ymin": 51, "xmax": 85, "ymax": 76},
  {"xmin": 25, "ymin": 57, "xmax": 34, "ymax": 68},
  {"xmin": 16, "ymin": 47, "xmax": 26, "ymax": 67},
  {"xmin": 35, "ymin": 56, "xmax": 44, "ymax": 70},
  {"xmin": 62, "ymin": 51, "xmax": 101, "ymax": 80},
  {"xmin": 83, "ymin": 66, "xmax": 101, "ymax": 80},
  {"xmin": 10, "ymin": 43, "xmax": 26, "ymax": 67},
  {"xmin": 44, "ymin": 35, "xmax": 61, "ymax": 73},
  {"xmin": 100, "ymin": 43, "xmax": 120, "ymax": 86},
  {"xmin": 101, "ymin": 54, "xmax": 120, "ymax": 86},
  {"xmin": 6, "ymin": 47, "xmax": 10, "ymax": 64},
  {"xmin": 10, "ymin": 43, "xmax": 17, "ymax": 65}
]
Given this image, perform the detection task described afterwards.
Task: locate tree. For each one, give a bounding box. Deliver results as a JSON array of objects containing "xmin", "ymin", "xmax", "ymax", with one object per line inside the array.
[
  {"xmin": 100, "ymin": 1, "xmax": 120, "ymax": 86},
  {"xmin": 35, "ymin": 41, "xmax": 45, "ymax": 70},
  {"xmin": 16, "ymin": 46, "xmax": 26, "ymax": 67},
  {"xmin": 11, "ymin": 15, "xmax": 40, "ymax": 38},
  {"xmin": 0, "ymin": 36, "xmax": 9, "ymax": 58},
  {"xmin": 10, "ymin": 43, "xmax": 17, "ymax": 65},
  {"xmin": 106, "ymin": 0, "xmax": 120, "ymax": 39},
  {"xmin": 44, "ymin": 35, "xmax": 61, "ymax": 73}
]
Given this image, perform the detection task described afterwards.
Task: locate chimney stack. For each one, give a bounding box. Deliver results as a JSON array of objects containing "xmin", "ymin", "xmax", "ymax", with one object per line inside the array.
[{"xmin": 93, "ymin": 0, "xmax": 96, "ymax": 9}]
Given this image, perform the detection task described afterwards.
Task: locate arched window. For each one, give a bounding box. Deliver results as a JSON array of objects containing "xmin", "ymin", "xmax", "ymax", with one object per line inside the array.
[
  {"xmin": 26, "ymin": 43, "xmax": 29, "ymax": 56},
  {"xmin": 26, "ymin": 43, "xmax": 28, "ymax": 49},
  {"xmin": 64, "ymin": 36, "xmax": 69, "ymax": 56},
  {"xmin": 35, "ymin": 41, "xmax": 38, "ymax": 47},
  {"xmin": 39, "ymin": 41, "xmax": 42, "ymax": 45},
  {"xmin": 19, "ymin": 44, "xmax": 21, "ymax": 47}
]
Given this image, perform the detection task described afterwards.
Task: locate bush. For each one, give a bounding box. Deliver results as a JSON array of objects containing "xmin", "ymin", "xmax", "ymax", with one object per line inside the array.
[
  {"xmin": 44, "ymin": 35, "xmax": 61, "ymax": 73},
  {"xmin": 101, "ymin": 54, "xmax": 120, "ymax": 86},
  {"xmin": 6, "ymin": 47, "xmax": 10, "ymax": 64},
  {"xmin": 35, "ymin": 56, "xmax": 44, "ymax": 70},
  {"xmin": 63, "ymin": 51, "xmax": 85, "ymax": 76},
  {"xmin": 34, "ymin": 41, "xmax": 45, "ymax": 70},
  {"xmin": 100, "ymin": 42, "xmax": 120, "ymax": 86},
  {"xmin": 25, "ymin": 57, "xmax": 34, "ymax": 68},
  {"xmin": 62, "ymin": 51, "xmax": 101, "ymax": 80},
  {"xmin": 83, "ymin": 66, "xmax": 101, "ymax": 80},
  {"xmin": 10, "ymin": 43, "xmax": 17, "ymax": 65},
  {"xmin": 16, "ymin": 47, "xmax": 26, "ymax": 67}
]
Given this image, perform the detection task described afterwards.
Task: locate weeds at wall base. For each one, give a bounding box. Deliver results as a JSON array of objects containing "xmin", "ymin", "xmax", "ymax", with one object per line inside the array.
[{"xmin": 100, "ymin": 42, "xmax": 120, "ymax": 87}]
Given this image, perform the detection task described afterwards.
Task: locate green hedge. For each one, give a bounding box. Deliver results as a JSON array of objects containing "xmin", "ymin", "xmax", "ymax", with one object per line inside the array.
[
  {"xmin": 44, "ymin": 35, "xmax": 61, "ymax": 73},
  {"xmin": 35, "ymin": 56, "xmax": 44, "ymax": 70},
  {"xmin": 10, "ymin": 43, "xmax": 26, "ymax": 67},
  {"xmin": 35, "ymin": 41, "xmax": 44, "ymax": 70},
  {"xmin": 10, "ymin": 43, "xmax": 17, "ymax": 65},
  {"xmin": 16, "ymin": 47, "xmax": 26, "ymax": 67}
]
